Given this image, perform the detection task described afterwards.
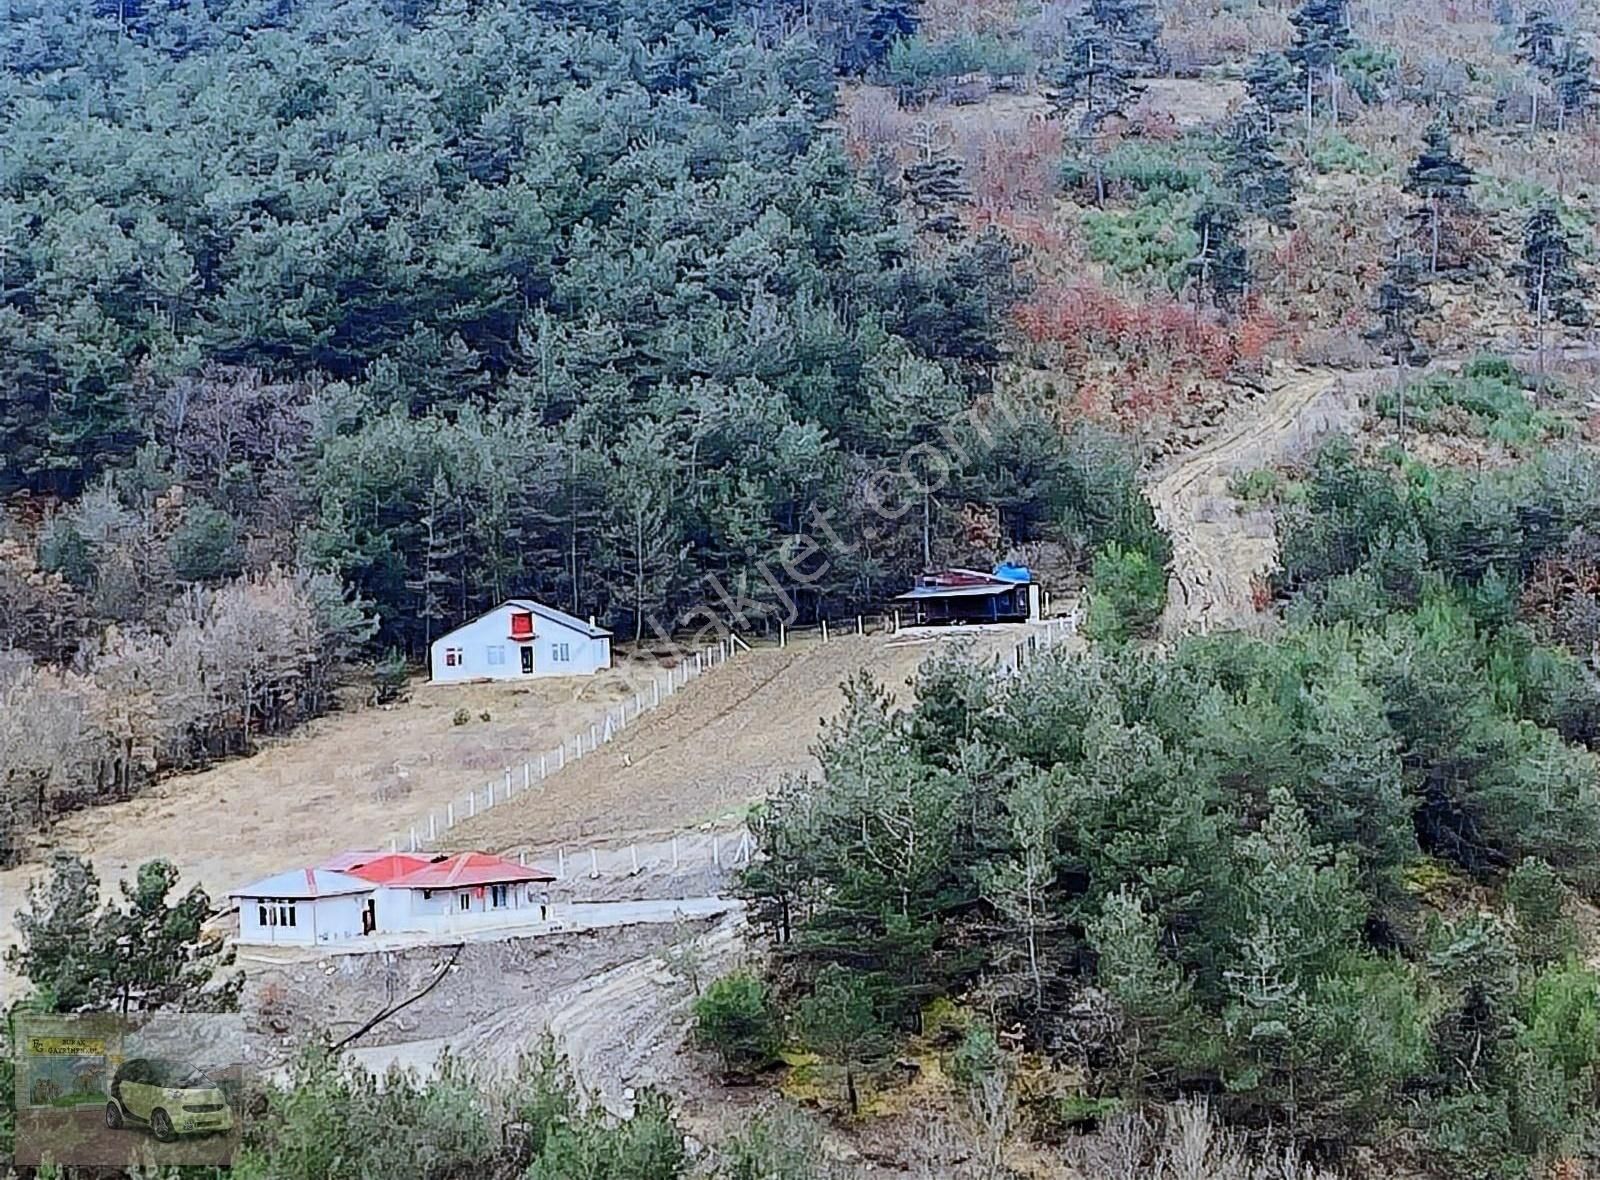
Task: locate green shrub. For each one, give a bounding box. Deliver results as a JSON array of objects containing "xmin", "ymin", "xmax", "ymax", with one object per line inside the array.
[
  {"xmin": 1080, "ymin": 195, "xmax": 1201, "ymax": 291},
  {"xmin": 1062, "ymin": 141, "xmax": 1211, "ymax": 200},
  {"xmin": 694, "ymin": 971, "xmax": 783, "ymax": 1073},
  {"xmin": 168, "ymin": 502, "xmax": 244, "ymax": 582},
  {"xmin": 1377, "ymin": 356, "xmax": 1563, "ymax": 446},
  {"xmin": 1227, "ymin": 468, "xmax": 1282, "ymax": 503},
  {"xmin": 1083, "ymin": 542, "xmax": 1167, "ymax": 643},
  {"xmin": 1309, "ymin": 132, "xmax": 1385, "ymax": 176}
]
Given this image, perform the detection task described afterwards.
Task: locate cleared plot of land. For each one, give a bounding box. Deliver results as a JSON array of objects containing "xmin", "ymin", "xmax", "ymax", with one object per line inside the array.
[
  {"xmin": 440, "ymin": 628, "xmax": 1026, "ymax": 856},
  {"xmin": 0, "ymin": 658, "xmax": 673, "ymax": 998}
]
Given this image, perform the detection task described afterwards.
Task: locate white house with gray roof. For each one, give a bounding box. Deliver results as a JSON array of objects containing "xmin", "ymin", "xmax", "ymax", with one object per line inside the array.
[
  {"xmin": 428, "ymin": 599, "xmax": 612, "ymax": 684},
  {"xmin": 227, "ymin": 868, "xmax": 375, "ymax": 946}
]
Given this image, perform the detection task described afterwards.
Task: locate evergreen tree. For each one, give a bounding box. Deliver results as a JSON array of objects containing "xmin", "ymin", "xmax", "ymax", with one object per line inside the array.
[
  {"xmin": 1517, "ymin": 5, "xmax": 1562, "ymax": 71},
  {"xmin": 1365, "ymin": 250, "xmax": 1431, "ymax": 432},
  {"xmin": 1287, "ymin": 0, "xmax": 1354, "ymax": 134},
  {"xmin": 1402, "ymin": 118, "xmax": 1476, "ymax": 276},
  {"xmin": 903, "ymin": 127, "xmax": 973, "ymax": 239},
  {"xmin": 1553, "ymin": 39, "xmax": 1596, "ymax": 124},
  {"xmin": 1089, "ymin": 0, "xmax": 1166, "ymax": 72},
  {"xmin": 1246, "ymin": 51, "xmax": 1302, "ymax": 123},
  {"xmin": 1223, "ymin": 113, "xmax": 1295, "ymax": 229},
  {"xmin": 1047, "ymin": 21, "xmax": 1136, "ymax": 131},
  {"xmin": 1520, "ymin": 203, "xmax": 1591, "ymax": 389},
  {"xmin": 1188, "ymin": 200, "xmax": 1249, "ymax": 305}
]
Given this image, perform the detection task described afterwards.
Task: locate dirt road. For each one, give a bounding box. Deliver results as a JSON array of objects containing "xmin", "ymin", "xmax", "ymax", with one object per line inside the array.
[{"xmin": 1149, "ymin": 367, "xmax": 1364, "ymax": 636}]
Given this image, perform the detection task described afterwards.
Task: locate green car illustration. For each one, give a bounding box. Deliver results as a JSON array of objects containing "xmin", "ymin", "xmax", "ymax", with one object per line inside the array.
[{"xmin": 105, "ymin": 1058, "xmax": 233, "ymax": 1141}]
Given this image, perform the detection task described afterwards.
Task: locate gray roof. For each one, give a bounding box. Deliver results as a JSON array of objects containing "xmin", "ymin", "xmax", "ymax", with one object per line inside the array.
[
  {"xmin": 505, "ymin": 599, "xmax": 612, "ymax": 639},
  {"xmin": 228, "ymin": 868, "xmax": 374, "ymax": 900},
  {"xmin": 895, "ymin": 583, "xmax": 1019, "ymax": 601}
]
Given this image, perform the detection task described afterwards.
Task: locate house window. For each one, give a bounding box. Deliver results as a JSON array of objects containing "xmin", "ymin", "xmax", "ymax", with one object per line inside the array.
[
  {"xmin": 491, "ymin": 884, "xmax": 509, "ymax": 908},
  {"xmin": 458, "ymin": 892, "xmax": 471, "ymax": 911},
  {"xmin": 444, "ymin": 647, "xmax": 463, "ymax": 668},
  {"xmin": 486, "ymin": 645, "xmax": 506, "ymax": 667},
  {"xmin": 552, "ymin": 642, "xmax": 570, "ymax": 662},
  {"xmin": 260, "ymin": 898, "xmax": 297, "ymax": 927}
]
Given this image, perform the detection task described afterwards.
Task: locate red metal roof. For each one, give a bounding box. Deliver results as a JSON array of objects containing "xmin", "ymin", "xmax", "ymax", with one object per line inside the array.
[
  {"xmin": 390, "ymin": 851, "xmax": 555, "ymax": 889},
  {"xmin": 344, "ymin": 853, "xmax": 438, "ymax": 885}
]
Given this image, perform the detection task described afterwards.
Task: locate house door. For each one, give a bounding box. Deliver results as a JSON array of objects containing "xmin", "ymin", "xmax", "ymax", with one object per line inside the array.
[
  {"xmin": 520, "ymin": 645, "xmax": 534, "ymax": 674},
  {"xmin": 362, "ymin": 899, "xmax": 376, "ymax": 935}
]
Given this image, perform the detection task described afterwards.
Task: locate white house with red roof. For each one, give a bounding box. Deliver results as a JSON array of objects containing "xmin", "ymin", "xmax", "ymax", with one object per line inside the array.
[{"xmin": 229, "ymin": 850, "xmax": 556, "ymax": 945}]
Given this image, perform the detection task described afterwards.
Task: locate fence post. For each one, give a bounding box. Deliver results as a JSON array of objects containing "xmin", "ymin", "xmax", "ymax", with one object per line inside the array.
[
  {"xmin": 519, "ymin": 850, "xmax": 527, "ymax": 866},
  {"xmin": 712, "ymin": 834, "xmax": 721, "ymax": 868},
  {"xmin": 779, "ymin": 621, "xmax": 786, "ymax": 648},
  {"xmin": 821, "ymin": 618, "xmax": 829, "ymax": 643},
  {"xmin": 695, "ymin": 651, "xmax": 703, "ymax": 673},
  {"xmin": 429, "ymin": 813, "xmax": 437, "ymax": 841},
  {"xmin": 589, "ymin": 849, "xmax": 598, "ymax": 879},
  {"xmin": 557, "ymin": 744, "xmax": 565, "ymax": 770},
  {"xmin": 539, "ymin": 753, "xmax": 547, "ymax": 780},
  {"xmin": 672, "ymin": 836, "xmax": 679, "ymax": 869},
  {"xmin": 469, "ymin": 791, "xmax": 476, "ymax": 818},
  {"xmin": 447, "ymin": 801, "xmax": 454, "ymax": 828},
  {"xmin": 557, "ymin": 847, "xmax": 565, "ymax": 879},
  {"xmin": 653, "ymin": 678, "xmax": 661, "ymax": 707},
  {"xmin": 524, "ymin": 763, "xmax": 531, "ymax": 790},
  {"xmin": 574, "ymin": 734, "xmax": 582, "ymax": 761},
  {"xmin": 630, "ymin": 844, "xmax": 639, "ymax": 874},
  {"xmin": 589, "ymin": 723, "xmax": 598, "ymax": 751},
  {"xmin": 857, "ymin": 614, "xmax": 863, "ymax": 635},
  {"xmin": 390, "ymin": 836, "xmax": 398, "ymax": 853},
  {"xmin": 409, "ymin": 826, "xmax": 418, "ymax": 851},
  {"xmin": 893, "ymin": 609, "xmax": 901, "ymax": 634},
  {"xmin": 505, "ymin": 769, "xmax": 513, "ymax": 797}
]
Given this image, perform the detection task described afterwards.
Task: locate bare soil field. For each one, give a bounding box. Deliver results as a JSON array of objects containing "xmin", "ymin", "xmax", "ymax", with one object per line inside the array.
[
  {"xmin": 247, "ymin": 912, "xmax": 744, "ymax": 1112},
  {"xmin": 441, "ymin": 627, "xmax": 1026, "ymax": 856},
  {"xmin": 0, "ymin": 657, "xmax": 683, "ymax": 997}
]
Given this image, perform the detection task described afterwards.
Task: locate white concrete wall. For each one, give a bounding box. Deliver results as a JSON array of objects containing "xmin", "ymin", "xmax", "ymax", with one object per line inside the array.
[
  {"xmin": 429, "ymin": 603, "xmax": 611, "ymax": 684},
  {"xmin": 238, "ymin": 893, "xmax": 372, "ymax": 945},
  {"xmin": 386, "ymin": 883, "xmax": 544, "ymax": 929}
]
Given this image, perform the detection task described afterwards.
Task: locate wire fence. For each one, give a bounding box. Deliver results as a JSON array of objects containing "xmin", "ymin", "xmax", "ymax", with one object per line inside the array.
[{"xmin": 384, "ymin": 605, "xmax": 1081, "ymax": 856}]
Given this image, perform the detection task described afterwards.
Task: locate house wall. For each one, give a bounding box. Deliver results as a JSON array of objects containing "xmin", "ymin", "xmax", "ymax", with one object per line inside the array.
[
  {"xmin": 429, "ymin": 603, "xmax": 611, "ymax": 684},
  {"xmin": 393, "ymin": 881, "xmax": 544, "ymax": 925},
  {"xmin": 237, "ymin": 893, "xmax": 372, "ymax": 945}
]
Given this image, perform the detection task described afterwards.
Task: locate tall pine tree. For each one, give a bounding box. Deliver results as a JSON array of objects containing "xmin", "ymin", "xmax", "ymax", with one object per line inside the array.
[
  {"xmin": 1520, "ymin": 202, "xmax": 1591, "ymax": 389},
  {"xmin": 1402, "ymin": 118, "xmax": 1476, "ymax": 277},
  {"xmin": 1287, "ymin": 0, "xmax": 1353, "ymax": 135},
  {"xmin": 1224, "ymin": 112, "xmax": 1295, "ymax": 229},
  {"xmin": 1365, "ymin": 250, "xmax": 1431, "ymax": 434}
]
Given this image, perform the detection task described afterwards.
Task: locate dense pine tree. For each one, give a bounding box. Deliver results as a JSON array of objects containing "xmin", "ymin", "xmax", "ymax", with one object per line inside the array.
[
  {"xmin": 1246, "ymin": 50, "xmax": 1302, "ymax": 123},
  {"xmin": 1520, "ymin": 202, "xmax": 1591, "ymax": 387},
  {"xmin": 1188, "ymin": 201, "xmax": 1249, "ymax": 304},
  {"xmin": 1402, "ymin": 118, "xmax": 1477, "ymax": 276},
  {"xmin": 1224, "ymin": 112, "xmax": 1295, "ymax": 229},
  {"xmin": 1365, "ymin": 250, "xmax": 1431, "ymax": 432},
  {"xmin": 1287, "ymin": 0, "xmax": 1354, "ymax": 133}
]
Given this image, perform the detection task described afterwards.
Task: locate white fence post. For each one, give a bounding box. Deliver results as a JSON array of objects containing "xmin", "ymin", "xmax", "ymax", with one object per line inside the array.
[
  {"xmin": 519, "ymin": 850, "xmax": 527, "ymax": 866},
  {"xmin": 589, "ymin": 849, "xmax": 599, "ymax": 879},
  {"xmin": 390, "ymin": 836, "xmax": 398, "ymax": 853},
  {"xmin": 504, "ymin": 769, "xmax": 513, "ymax": 798},
  {"xmin": 589, "ymin": 723, "xmax": 598, "ymax": 751},
  {"xmin": 654, "ymin": 678, "xmax": 661, "ymax": 706},
  {"xmin": 630, "ymin": 844, "xmax": 639, "ymax": 874},
  {"xmin": 672, "ymin": 836, "xmax": 679, "ymax": 869},
  {"xmin": 409, "ymin": 826, "xmax": 418, "ymax": 851},
  {"xmin": 429, "ymin": 813, "xmax": 437, "ymax": 841},
  {"xmin": 894, "ymin": 609, "xmax": 901, "ymax": 634},
  {"xmin": 469, "ymin": 791, "xmax": 476, "ymax": 818},
  {"xmin": 779, "ymin": 621, "xmax": 786, "ymax": 648},
  {"xmin": 821, "ymin": 618, "xmax": 829, "ymax": 643},
  {"xmin": 557, "ymin": 847, "xmax": 565, "ymax": 879},
  {"xmin": 712, "ymin": 834, "xmax": 721, "ymax": 868},
  {"xmin": 857, "ymin": 614, "xmax": 863, "ymax": 635},
  {"xmin": 524, "ymin": 763, "xmax": 531, "ymax": 790}
]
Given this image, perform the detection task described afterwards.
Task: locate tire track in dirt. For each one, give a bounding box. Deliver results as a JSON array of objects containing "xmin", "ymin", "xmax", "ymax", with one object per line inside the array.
[{"xmin": 1148, "ymin": 368, "xmax": 1364, "ymax": 637}]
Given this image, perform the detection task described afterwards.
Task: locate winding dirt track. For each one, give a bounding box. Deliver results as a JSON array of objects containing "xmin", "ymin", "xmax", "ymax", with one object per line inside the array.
[{"xmin": 1149, "ymin": 367, "xmax": 1366, "ymax": 636}]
